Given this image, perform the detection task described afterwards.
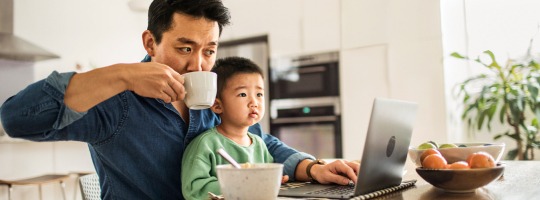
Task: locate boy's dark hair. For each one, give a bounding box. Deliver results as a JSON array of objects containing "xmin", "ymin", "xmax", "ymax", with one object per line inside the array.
[
  {"xmin": 147, "ymin": 0, "xmax": 231, "ymax": 44},
  {"xmin": 212, "ymin": 57, "xmax": 264, "ymax": 98}
]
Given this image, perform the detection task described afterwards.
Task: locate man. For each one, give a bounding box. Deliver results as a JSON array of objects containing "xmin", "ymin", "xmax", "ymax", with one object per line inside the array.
[{"xmin": 0, "ymin": 0, "xmax": 359, "ymax": 199}]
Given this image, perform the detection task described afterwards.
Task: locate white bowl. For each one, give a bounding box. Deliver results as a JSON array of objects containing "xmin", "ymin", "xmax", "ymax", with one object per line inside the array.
[
  {"xmin": 216, "ymin": 163, "xmax": 283, "ymax": 200},
  {"xmin": 408, "ymin": 143, "xmax": 505, "ymax": 167}
]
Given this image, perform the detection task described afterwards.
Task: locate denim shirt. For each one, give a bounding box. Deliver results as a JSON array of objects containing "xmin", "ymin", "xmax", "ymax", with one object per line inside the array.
[{"xmin": 0, "ymin": 56, "xmax": 314, "ymax": 200}]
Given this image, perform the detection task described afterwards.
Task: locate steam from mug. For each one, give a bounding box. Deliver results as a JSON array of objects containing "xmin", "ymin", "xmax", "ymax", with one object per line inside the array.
[{"xmin": 183, "ymin": 71, "xmax": 217, "ymax": 110}]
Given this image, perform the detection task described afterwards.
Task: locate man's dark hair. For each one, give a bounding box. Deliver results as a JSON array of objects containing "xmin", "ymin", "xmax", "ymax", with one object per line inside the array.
[
  {"xmin": 212, "ymin": 57, "xmax": 264, "ymax": 98},
  {"xmin": 147, "ymin": 0, "xmax": 231, "ymax": 44}
]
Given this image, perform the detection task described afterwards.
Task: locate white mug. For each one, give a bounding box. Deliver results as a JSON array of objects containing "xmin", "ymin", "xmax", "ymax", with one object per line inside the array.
[{"xmin": 183, "ymin": 71, "xmax": 217, "ymax": 110}]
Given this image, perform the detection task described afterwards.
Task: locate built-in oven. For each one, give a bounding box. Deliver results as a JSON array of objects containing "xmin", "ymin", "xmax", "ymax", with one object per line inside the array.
[
  {"xmin": 270, "ymin": 97, "xmax": 341, "ymax": 158},
  {"xmin": 269, "ymin": 52, "xmax": 341, "ymax": 158},
  {"xmin": 269, "ymin": 52, "xmax": 339, "ymax": 99}
]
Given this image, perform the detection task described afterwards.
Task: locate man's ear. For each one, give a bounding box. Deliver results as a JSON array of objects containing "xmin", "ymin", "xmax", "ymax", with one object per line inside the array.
[
  {"xmin": 142, "ymin": 30, "xmax": 156, "ymax": 56},
  {"xmin": 211, "ymin": 99, "xmax": 223, "ymax": 114}
]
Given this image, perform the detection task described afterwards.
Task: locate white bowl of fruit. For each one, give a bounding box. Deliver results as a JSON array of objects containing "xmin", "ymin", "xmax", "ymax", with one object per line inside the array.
[{"xmin": 408, "ymin": 141, "xmax": 505, "ymax": 167}]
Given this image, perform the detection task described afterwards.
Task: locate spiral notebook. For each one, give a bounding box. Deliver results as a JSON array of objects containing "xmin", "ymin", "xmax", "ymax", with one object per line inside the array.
[{"xmin": 278, "ymin": 98, "xmax": 418, "ymax": 199}]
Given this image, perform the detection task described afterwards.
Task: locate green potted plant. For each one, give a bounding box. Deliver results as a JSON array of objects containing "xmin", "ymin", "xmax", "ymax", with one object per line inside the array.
[{"xmin": 452, "ymin": 40, "xmax": 540, "ymax": 160}]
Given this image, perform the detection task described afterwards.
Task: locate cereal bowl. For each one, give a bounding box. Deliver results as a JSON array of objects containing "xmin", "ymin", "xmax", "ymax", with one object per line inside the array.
[
  {"xmin": 408, "ymin": 142, "xmax": 505, "ymax": 167},
  {"xmin": 216, "ymin": 163, "xmax": 283, "ymax": 200},
  {"xmin": 416, "ymin": 164, "xmax": 505, "ymax": 193}
]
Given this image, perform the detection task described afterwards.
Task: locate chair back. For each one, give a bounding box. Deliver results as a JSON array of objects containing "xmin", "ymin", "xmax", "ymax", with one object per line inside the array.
[{"xmin": 79, "ymin": 173, "xmax": 101, "ymax": 200}]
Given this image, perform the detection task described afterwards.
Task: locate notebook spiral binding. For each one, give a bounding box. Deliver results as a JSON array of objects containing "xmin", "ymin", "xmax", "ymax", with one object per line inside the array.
[{"xmin": 350, "ymin": 179, "xmax": 417, "ymax": 200}]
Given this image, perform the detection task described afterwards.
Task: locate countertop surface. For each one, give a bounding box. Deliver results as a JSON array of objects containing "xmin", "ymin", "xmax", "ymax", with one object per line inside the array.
[{"xmin": 280, "ymin": 160, "xmax": 540, "ymax": 200}]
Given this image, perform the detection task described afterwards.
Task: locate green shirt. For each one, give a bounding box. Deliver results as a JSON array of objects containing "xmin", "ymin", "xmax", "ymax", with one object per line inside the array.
[{"xmin": 181, "ymin": 127, "xmax": 274, "ymax": 200}]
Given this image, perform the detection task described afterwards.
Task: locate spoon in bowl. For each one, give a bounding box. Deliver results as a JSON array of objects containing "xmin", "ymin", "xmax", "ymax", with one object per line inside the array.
[{"xmin": 217, "ymin": 148, "xmax": 242, "ymax": 169}]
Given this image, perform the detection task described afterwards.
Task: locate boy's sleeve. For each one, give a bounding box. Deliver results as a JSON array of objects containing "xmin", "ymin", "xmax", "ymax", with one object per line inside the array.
[{"xmin": 181, "ymin": 141, "xmax": 221, "ymax": 200}]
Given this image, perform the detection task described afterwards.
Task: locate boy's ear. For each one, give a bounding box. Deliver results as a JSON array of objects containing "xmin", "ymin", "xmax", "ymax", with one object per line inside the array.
[{"xmin": 211, "ymin": 99, "xmax": 223, "ymax": 114}]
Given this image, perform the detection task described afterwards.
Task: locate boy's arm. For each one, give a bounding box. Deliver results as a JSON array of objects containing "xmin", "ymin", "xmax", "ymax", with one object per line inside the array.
[
  {"xmin": 181, "ymin": 142, "xmax": 221, "ymax": 200},
  {"xmin": 181, "ymin": 157, "xmax": 220, "ymax": 200}
]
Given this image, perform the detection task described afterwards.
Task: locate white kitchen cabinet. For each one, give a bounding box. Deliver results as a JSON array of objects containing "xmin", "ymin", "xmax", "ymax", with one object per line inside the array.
[
  {"xmin": 223, "ymin": 0, "xmax": 340, "ymax": 56},
  {"xmin": 340, "ymin": 0, "xmax": 447, "ymax": 157},
  {"xmin": 221, "ymin": 0, "xmax": 273, "ymax": 40},
  {"xmin": 222, "ymin": 0, "xmax": 303, "ymax": 57},
  {"xmin": 266, "ymin": 0, "xmax": 304, "ymax": 56},
  {"xmin": 340, "ymin": 45, "xmax": 390, "ymax": 159},
  {"xmin": 341, "ymin": 0, "xmax": 389, "ymax": 49},
  {"xmin": 301, "ymin": 0, "xmax": 341, "ymax": 53}
]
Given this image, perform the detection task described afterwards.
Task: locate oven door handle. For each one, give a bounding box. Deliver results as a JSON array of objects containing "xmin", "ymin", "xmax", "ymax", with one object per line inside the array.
[{"xmin": 271, "ymin": 116, "xmax": 337, "ymax": 124}]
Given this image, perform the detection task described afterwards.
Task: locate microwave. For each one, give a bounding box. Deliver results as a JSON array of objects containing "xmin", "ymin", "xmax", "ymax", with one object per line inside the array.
[{"xmin": 269, "ymin": 52, "xmax": 339, "ymax": 99}]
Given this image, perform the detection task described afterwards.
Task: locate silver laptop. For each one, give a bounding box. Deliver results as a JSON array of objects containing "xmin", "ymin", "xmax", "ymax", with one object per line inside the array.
[{"xmin": 278, "ymin": 98, "xmax": 418, "ymax": 199}]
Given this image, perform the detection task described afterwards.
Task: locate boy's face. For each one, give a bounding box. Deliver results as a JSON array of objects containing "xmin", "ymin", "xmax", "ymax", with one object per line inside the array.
[
  {"xmin": 144, "ymin": 12, "xmax": 220, "ymax": 74},
  {"xmin": 212, "ymin": 73, "xmax": 265, "ymax": 127}
]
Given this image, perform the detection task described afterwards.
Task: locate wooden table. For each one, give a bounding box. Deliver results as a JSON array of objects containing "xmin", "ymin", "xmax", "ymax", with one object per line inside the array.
[
  {"xmin": 382, "ymin": 161, "xmax": 540, "ymax": 199},
  {"xmin": 279, "ymin": 161, "xmax": 540, "ymax": 200}
]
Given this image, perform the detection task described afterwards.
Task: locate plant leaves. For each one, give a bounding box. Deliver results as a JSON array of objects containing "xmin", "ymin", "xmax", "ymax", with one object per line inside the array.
[
  {"xmin": 504, "ymin": 132, "xmax": 521, "ymax": 141},
  {"xmin": 483, "ymin": 50, "xmax": 501, "ymax": 70},
  {"xmin": 527, "ymin": 84, "xmax": 539, "ymax": 99},
  {"xmin": 462, "ymin": 103, "xmax": 477, "ymax": 119},
  {"xmin": 451, "ymin": 46, "xmax": 540, "ymax": 157},
  {"xmin": 535, "ymin": 106, "xmax": 540, "ymax": 121},
  {"xmin": 450, "ymin": 52, "xmax": 467, "ymax": 59},
  {"xmin": 499, "ymin": 103, "xmax": 508, "ymax": 124},
  {"xmin": 506, "ymin": 148, "xmax": 518, "ymax": 160},
  {"xmin": 478, "ymin": 111, "xmax": 486, "ymax": 131}
]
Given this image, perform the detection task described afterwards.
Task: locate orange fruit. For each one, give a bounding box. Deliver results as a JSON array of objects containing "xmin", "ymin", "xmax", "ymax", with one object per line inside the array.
[
  {"xmin": 420, "ymin": 148, "xmax": 442, "ymax": 163},
  {"xmin": 447, "ymin": 161, "xmax": 470, "ymax": 170},
  {"xmin": 422, "ymin": 154, "xmax": 447, "ymax": 169},
  {"xmin": 466, "ymin": 153, "xmax": 474, "ymax": 164},
  {"xmin": 467, "ymin": 151, "xmax": 495, "ymax": 168}
]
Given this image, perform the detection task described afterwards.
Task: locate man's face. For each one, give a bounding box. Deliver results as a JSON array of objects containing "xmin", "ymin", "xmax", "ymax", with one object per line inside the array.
[{"xmin": 148, "ymin": 13, "xmax": 220, "ymax": 74}]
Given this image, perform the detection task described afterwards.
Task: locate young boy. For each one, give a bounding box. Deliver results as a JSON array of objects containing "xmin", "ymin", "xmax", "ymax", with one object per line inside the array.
[{"xmin": 181, "ymin": 57, "xmax": 277, "ymax": 200}]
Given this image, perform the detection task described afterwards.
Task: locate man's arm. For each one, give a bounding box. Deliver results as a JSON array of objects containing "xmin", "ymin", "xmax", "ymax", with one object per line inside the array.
[
  {"xmin": 1, "ymin": 61, "xmax": 185, "ymax": 141},
  {"xmin": 295, "ymin": 159, "xmax": 360, "ymax": 185},
  {"xmin": 249, "ymin": 124, "xmax": 361, "ymax": 185},
  {"xmin": 65, "ymin": 62, "xmax": 185, "ymax": 112},
  {"xmin": 0, "ymin": 70, "xmax": 129, "ymax": 143},
  {"xmin": 1, "ymin": 71, "xmax": 83, "ymax": 139}
]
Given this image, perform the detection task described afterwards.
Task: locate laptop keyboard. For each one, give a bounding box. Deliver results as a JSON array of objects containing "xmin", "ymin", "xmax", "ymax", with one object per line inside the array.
[{"xmin": 306, "ymin": 185, "xmax": 354, "ymax": 195}]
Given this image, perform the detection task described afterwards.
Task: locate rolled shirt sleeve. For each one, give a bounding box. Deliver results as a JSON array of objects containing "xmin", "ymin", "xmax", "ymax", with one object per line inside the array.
[
  {"xmin": 44, "ymin": 71, "xmax": 87, "ymax": 129},
  {"xmin": 282, "ymin": 152, "xmax": 316, "ymax": 181},
  {"xmin": 1, "ymin": 71, "xmax": 86, "ymax": 139}
]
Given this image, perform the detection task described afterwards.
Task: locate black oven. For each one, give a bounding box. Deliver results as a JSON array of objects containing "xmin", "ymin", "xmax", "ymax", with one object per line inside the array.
[
  {"xmin": 269, "ymin": 52, "xmax": 342, "ymax": 158},
  {"xmin": 270, "ymin": 97, "xmax": 342, "ymax": 158},
  {"xmin": 270, "ymin": 52, "xmax": 339, "ymax": 99}
]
